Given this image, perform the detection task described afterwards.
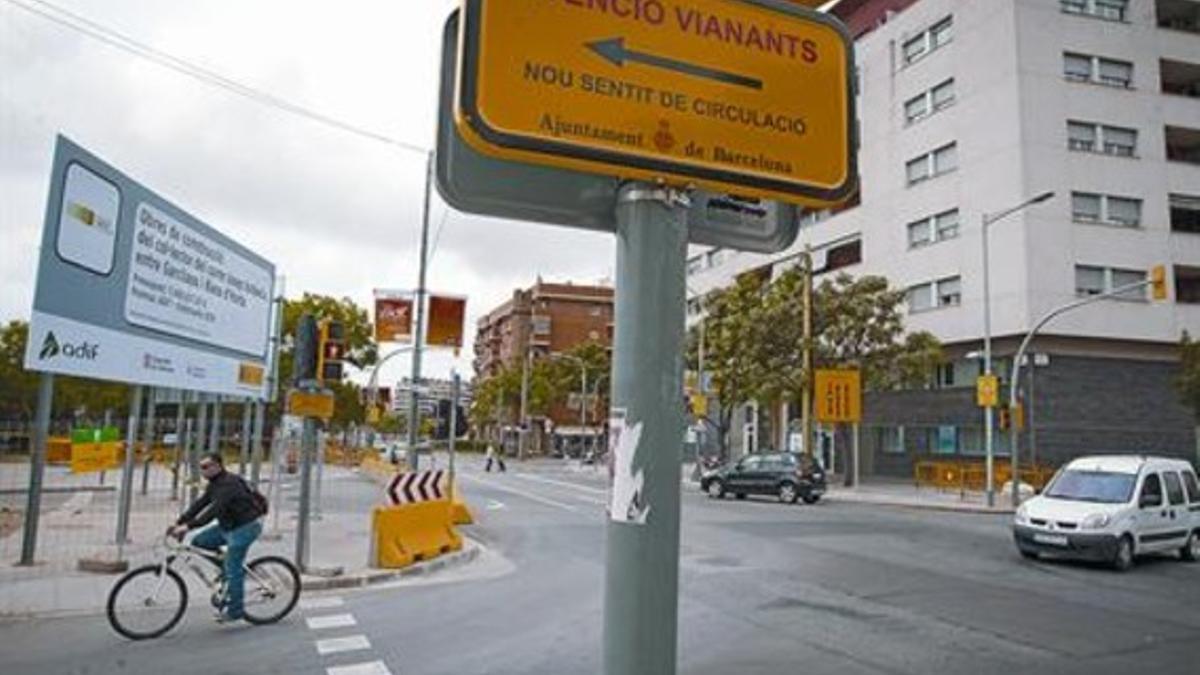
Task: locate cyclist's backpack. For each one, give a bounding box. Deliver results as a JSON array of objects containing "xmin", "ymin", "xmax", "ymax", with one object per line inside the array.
[{"xmin": 238, "ymin": 476, "xmax": 269, "ymax": 517}]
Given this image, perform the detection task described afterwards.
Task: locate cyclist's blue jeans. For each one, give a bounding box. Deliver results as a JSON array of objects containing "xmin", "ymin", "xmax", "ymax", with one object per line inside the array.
[{"xmin": 192, "ymin": 519, "xmax": 263, "ymax": 617}]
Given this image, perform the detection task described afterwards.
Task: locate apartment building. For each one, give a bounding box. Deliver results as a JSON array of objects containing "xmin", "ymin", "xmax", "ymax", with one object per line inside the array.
[{"xmin": 686, "ymin": 0, "xmax": 1200, "ymax": 475}]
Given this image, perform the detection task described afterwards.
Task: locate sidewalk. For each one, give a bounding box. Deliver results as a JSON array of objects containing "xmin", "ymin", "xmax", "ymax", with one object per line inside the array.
[
  {"xmin": 824, "ymin": 481, "xmax": 1017, "ymax": 515},
  {"xmin": 681, "ymin": 462, "xmax": 1016, "ymax": 515},
  {"xmin": 0, "ymin": 463, "xmax": 480, "ymax": 618}
]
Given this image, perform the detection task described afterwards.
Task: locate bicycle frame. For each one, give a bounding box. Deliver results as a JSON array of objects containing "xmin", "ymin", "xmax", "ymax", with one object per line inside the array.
[{"xmin": 148, "ymin": 535, "xmax": 278, "ymax": 606}]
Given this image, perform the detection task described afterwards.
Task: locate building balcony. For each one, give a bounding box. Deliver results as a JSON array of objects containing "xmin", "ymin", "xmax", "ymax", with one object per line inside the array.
[{"xmin": 1157, "ymin": 0, "xmax": 1200, "ymax": 35}]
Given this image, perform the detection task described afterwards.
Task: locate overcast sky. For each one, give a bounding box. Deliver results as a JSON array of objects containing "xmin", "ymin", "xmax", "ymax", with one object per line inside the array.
[{"xmin": 1, "ymin": 0, "xmax": 618, "ymax": 388}]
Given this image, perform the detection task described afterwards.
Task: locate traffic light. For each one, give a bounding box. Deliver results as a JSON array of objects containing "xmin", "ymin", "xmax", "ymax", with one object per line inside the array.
[
  {"xmin": 997, "ymin": 402, "xmax": 1025, "ymax": 432},
  {"xmin": 292, "ymin": 314, "xmax": 318, "ymax": 385},
  {"xmin": 316, "ymin": 319, "xmax": 346, "ymax": 385},
  {"xmin": 455, "ymin": 404, "xmax": 468, "ymax": 438},
  {"xmin": 1150, "ymin": 265, "xmax": 1167, "ymax": 301},
  {"xmin": 998, "ymin": 405, "xmax": 1010, "ymax": 431},
  {"xmin": 434, "ymin": 399, "xmax": 452, "ymax": 440}
]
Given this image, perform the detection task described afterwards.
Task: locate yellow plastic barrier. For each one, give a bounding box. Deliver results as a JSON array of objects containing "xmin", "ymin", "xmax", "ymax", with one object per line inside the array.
[
  {"xmin": 370, "ymin": 501, "xmax": 462, "ymax": 569},
  {"xmin": 46, "ymin": 437, "xmax": 72, "ymax": 464},
  {"xmin": 916, "ymin": 459, "xmax": 1057, "ymax": 492},
  {"xmin": 449, "ymin": 482, "xmax": 474, "ymax": 525}
]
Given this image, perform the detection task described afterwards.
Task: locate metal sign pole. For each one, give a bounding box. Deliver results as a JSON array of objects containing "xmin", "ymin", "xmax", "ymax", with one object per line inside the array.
[
  {"xmin": 140, "ymin": 387, "xmax": 156, "ymax": 495},
  {"xmin": 449, "ymin": 372, "xmax": 460, "ymax": 502},
  {"xmin": 603, "ymin": 182, "xmax": 687, "ymax": 675},
  {"xmin": 208, "ymin": 395, "xmax": 222, "ymax": 456},
  {"xmin": 406, "ymin": 152, "xmax": 434, "ymax": 472},
  {"xmin": 171, "ymin": 390, "xmax": 186, "ymax": 501},
  {"xmin": 239, "ymin": 400, "xmax": 252, "ymax": 476},
  {"xmin": 296, "ymin": 414, "xmax": 316, "ymax": 571},
  {"xmin": 250, "ymin": 399, "xmax": 266, "ymax": 488},
  {"xmin": 19, "ymin": 373, "xmax": 55, "ymax": 566},
  {"xmin": 314, "ymin": 429, "xmax": 325, "ymax": 521},
  {"xmin": 116, "ymin": 385, "xmax": 143, "ymax": 546},
  {"xmin": 191, "ymin": 394, "xmax": 207, "ymax": 503}
]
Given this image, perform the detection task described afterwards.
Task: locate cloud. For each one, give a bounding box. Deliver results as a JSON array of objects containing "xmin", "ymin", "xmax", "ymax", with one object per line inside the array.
[{"xmin": 1, "ymin": 0, "xmax": 613, "ymax": 385}]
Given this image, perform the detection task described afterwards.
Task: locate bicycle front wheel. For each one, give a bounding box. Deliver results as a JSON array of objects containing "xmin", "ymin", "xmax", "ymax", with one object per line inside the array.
[
  {"xmin": 106, "ymin": 564, "xmax": 188, "ymax": 640},
  {"xmin": 242, "ymin": 555, "xmax": 300, "ymax": 625}
]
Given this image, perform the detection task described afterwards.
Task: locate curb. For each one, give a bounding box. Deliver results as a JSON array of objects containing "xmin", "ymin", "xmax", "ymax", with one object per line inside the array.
[
  {"xmin": 827, "ymin": 494, "xmax": 1015, "ymax": 515},
  {"xmin": 300, "ymin": 537, "xmax": 482, "ymax": 592}
]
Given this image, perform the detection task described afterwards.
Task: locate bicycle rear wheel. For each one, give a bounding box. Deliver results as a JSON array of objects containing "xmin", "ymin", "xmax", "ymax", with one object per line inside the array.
[
  {"xmin": 242, "ymin": 555, "xmax": 300, "ymax": 625},
  {"xmin": 106, "ymin": 564, "xmax": 188, "ymax": 640}
]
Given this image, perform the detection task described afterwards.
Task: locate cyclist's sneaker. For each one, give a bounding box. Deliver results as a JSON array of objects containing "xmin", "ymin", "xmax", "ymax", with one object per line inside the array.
[{"xmin": 215, "ymin": 610, "xmax": 244, "ymax": 624}]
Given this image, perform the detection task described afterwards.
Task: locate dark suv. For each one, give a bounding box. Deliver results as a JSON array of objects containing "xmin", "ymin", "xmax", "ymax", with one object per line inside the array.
[{"xmin": 700, "ymin": 452, "xmax": 826, "ymax": 504}]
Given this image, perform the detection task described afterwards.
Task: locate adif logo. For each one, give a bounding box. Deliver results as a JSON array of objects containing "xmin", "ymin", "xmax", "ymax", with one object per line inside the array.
[
  {"xmin": 39, "ymin": 331, "xmax": 99, "ymax": 361},
  {"xmin": 38, "ymin": 332, "xmax": 60, "ymax": 360}
]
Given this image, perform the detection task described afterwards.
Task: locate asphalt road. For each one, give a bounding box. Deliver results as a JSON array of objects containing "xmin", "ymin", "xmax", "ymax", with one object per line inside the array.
[{"xmin": 1, "ymin": 455, "xmax": 1197, "ymax": 674}]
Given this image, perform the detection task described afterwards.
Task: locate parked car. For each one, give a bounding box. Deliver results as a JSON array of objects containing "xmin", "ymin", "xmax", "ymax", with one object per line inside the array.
[
  {"xmin": 699, "ymin": 452, "xmax": 826, "ymax": 504},
  {"xmin": 1012, "ymin": 455, "xmax": 1200, "ymax": 571}
]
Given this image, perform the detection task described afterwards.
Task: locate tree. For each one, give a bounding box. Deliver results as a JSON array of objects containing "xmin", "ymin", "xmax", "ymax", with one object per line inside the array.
[
  {"xmin": 687, "ymin": 274, "xmax": 769, "ymax": 457},
  {"xmin": 279, "ymin": 293, "xmax": 378, "ymax": 386},
  {"xmin": 693, "ymin": 271, "xmax": 944, "ymax": 456},
  {"xmin": 1176, "ymin": 331, "xmax": 1200, "ymax": 419}
]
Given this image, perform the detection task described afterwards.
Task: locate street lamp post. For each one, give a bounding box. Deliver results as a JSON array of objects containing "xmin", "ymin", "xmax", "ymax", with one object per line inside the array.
[
  {"xmin": 981, "ymin": 191, "xmax": 1053, "ymax": 507},
  {"xmin": 551, "ymin": 353, "xmax": 588, "ymax": 455}
]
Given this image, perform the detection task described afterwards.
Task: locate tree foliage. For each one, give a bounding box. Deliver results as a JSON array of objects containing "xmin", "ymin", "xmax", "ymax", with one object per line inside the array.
[
  {"xmin": 691, "ymin": 271, "xmax": 944, "ymax": 455},
  {"xmin": 1176, "ymin": 331, "xmax": 1200, "ymax": 420}
]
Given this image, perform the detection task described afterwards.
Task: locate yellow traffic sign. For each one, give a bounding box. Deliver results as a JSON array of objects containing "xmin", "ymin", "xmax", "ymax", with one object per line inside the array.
[
  {"xmin": 976, "ymin": 374, "xmax": 999, "ymax": 408},
  {"xmin": 456, "ymin": 0, "xmax": 856, "ymax": 206},
  {"xmin": 288, "ymin": 389, "xmax": 335, "ymax": 420},
  {"xmin": 689, "ymin": 393, "xmax": 708, "ymax": 418},
  {"xmin": 814, "ymin": 368, "xmax": 861, "ymax": 423}
]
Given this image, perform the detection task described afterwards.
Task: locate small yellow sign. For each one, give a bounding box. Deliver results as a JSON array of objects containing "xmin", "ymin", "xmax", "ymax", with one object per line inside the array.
[
  {"xmin": 456, "ymin": 0, "xmax": 856, "ymax": 205},
  {"xmin": 814, "ymin": 369, "xmax": 861, "ymax": 423},
  {"xmin": 690, "ymin": 393, "xmax": 708, "ymax": 418},
  {"xmin": 71, "ymin": 441, "xmax": 120, "ymax": 474},
  {"xmin": 367, "ymin": 406, "xmax": 381, "ymax": 425},
  {"xmin": 288, "ymin": 390, "xmax": 335, "ymax": 420},
  {"xmin": 976, "ymin": 374, "xmax": 999, "ymax": 408}
]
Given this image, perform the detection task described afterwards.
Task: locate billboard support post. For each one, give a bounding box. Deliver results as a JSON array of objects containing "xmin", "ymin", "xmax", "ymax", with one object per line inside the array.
[
  {"xmin": 116, "ymin": 385, "xmax": 143, "ymax": 548},
  {"xmin": 191, "ymin": 394, "xmax": 207, "ymax": 503},
  {"xmin": 140, "ymin": 387, "xmax": 156, "ymax": 495},
  {"xmin": 239, "ymin": 400, "xmax": 252, "ymax": 476},
  {"xmin": 171, "ymin": 390, "xmax": 186, "ymax": 501},
  {"xmin": 18, "ymin": 373, "xmax": 55, "ymax": 566}
]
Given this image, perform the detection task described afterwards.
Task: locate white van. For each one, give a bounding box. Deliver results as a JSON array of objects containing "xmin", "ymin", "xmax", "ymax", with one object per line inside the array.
[{"xmin": 1012, "ymin": 455, "xmax": 1200, "ymax": 571}]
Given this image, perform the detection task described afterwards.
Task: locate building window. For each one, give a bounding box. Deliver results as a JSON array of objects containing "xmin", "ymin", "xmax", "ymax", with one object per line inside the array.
[
  {"xmin": 1160, "ymin": 58, "xmax": 1200, "ymax": 98},
  {"xmin": 824, "ymin": 239, "xmax": 863, "ymax": 273},
  {"xmin": 1170, "ymin": 194, "xmax": 1200, "ymax": 233},
  {"xmin": 878, "ymin": 427, "xmax": 905, "ymax": 454},
  {"xmin": 907, "ymin": 208, "xmax": 959, "ymax": 248},
  {"xmin": 1064, "ymin": 52, "xmax": 1133, "ymax": 88},
  {"xmin": 1070, "ymin": 191, "xmax": 1141, "ymax": 226},
  {"xmin": 904, "ymin": 78, "xmax": 955, "ymax": 125},
  {"xmin": 1061, "ymin": 0, "xmax": 1128, "ymax": 21},
  {"xmin": 937, "ymin": 276, "xmax": 962, "ymax": 307},
  {"xmin": 901, "ymin": 15, "xmax": 953, "ymax": 67},
  {"xmin": 1068, "ymin": 120, "xmax": 1137, "ymax": 156},
  {"xmin": 906, "ymin": 142, "xmax": 957, "ymax": 186},
  {"xmin": 908, "ymin": 276, "xmax": 960, "ymax": 312},
  {"xmin": 907, "ymin": 283, "xmax": 933, "ymax": 312},
  {"xmin": 1165, "ymin": 125, "xmax": 1200, "ymax": 165},
  {"xmin": 1075, "ymin": 265, "xmax": 1146, "ymax": 299},
  {"xmin": 1174, "ymin": 266, "xmax": 1200, "ymax": 304}
]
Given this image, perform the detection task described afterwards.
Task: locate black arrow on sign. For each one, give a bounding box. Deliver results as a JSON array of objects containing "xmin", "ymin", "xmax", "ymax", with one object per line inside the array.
[{"xmin": 586, "ymin": 37, "xmax": 763, "ymax": 91}]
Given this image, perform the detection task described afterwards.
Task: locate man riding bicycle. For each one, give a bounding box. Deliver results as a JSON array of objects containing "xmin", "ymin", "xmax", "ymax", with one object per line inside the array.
[{"xmin": 169, "ymin": 453, "xmax": 265, "ymax": 623}]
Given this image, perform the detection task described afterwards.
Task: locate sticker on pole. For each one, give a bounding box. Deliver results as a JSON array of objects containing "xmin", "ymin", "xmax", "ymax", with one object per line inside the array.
[{"xmin": 607, "ymin": 408, "xmax": 649, "ymax": 525}]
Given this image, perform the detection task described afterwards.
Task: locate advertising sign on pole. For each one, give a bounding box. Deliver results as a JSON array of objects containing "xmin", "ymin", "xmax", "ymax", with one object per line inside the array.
[
  {"xmin": 70, "ymin": 427, "xmax": 121, "ymax": 474},
  {"xmin": 24, "ymin": 137, "xmax": 276, "ymax": 399},
  {"xmin": 374, "ymin": 290, "xmax": 414, "ymax": 343},
  {"xmin": 425, "ymin": 294, "xmax": 467, "ymax": 352},
  {"xmin": 455, "ymin": 0, "xmax": 856, "ymax": 205}
]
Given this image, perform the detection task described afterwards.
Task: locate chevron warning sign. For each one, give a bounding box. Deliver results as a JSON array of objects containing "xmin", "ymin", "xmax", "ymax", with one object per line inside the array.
[{"xmin": 386, "ymin": 470, "xmax": 448, "ymax": 506}]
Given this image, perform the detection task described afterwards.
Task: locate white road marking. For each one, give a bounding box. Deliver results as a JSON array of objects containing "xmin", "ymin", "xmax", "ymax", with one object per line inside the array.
[
  {"xmin": 508, "ymin": 472, "xmax": 609, "ymax": 497},
  {"xmin": 486, "ymin": 499, "xmax": 506, "ymax": 510},
  {"xmin": 459, "ymin": 473, "xmax": 580, "ymax": 513},
  {"xmin": 306, "ymin": 613, "xmax": 357, "ymax": 630},
  {"xmin": 299, "ymin": 596, "xmax": 345, "ymax": 611},
  {"xmin": 326, "ymin": 661, "xmax": 392, "ymax": 675},
  {"xmin": 315, "ymin": 634, "xmax": 371, "ymax": 656}
]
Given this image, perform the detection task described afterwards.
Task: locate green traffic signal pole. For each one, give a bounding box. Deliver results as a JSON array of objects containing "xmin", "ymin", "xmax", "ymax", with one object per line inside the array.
[{"xmin": 604, "ymin": 182, "xmax": 688, "ymax": 675}]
